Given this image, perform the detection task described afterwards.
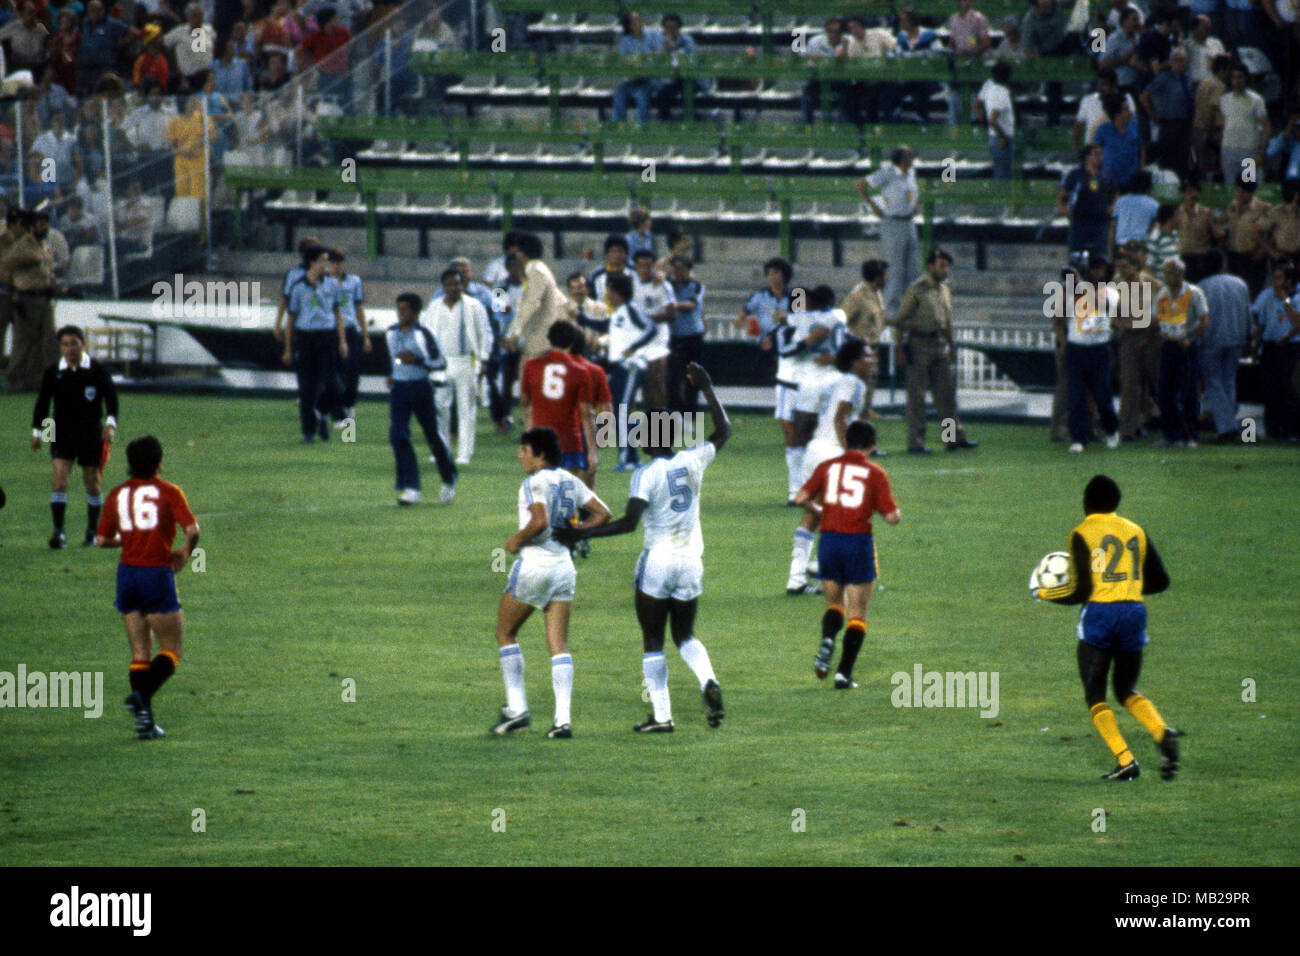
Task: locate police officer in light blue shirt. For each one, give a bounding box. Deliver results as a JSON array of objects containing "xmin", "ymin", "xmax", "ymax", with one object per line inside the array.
[
  {"xmin": 282, "ymin": 244, "xmax": 347, "ymax": 443},
  {"xmin": 735, "ymin": 257, "xmax": 793, "ymax": 340},
  {"xmin": 327, "ymin": 248, "xmax": 370, "ymax": 423},
  {"xmin": 386, "ymin": 292, "xmax": 458, "ymax": 504},
  {"xmin": 1250, "ymin": 264, "xmax": 1300, "ymax": 439},
  {"xmin": 273, "ymin": 236, "xmax": 321, "ymax": 342},
  {"xmin": 666, "ymin": 254, "xmax": 705, "ymax": 414}
]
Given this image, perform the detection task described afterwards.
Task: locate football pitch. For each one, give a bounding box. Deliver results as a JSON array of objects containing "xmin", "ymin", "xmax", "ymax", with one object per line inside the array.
[{"xmin": 1, "ymin": 392, "xmax": 1296, "ymax": 867}]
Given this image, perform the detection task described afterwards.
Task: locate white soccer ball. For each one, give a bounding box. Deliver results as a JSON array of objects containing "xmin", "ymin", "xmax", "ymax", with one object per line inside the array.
[{"xmin": 1030, "ymin": 551, "xmax": 1072, "ymax": 593}]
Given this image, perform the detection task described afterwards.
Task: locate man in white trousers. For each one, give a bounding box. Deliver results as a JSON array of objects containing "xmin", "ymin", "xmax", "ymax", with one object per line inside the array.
[{"xmin": 426, "ymin": 267, "xmax": 492, "ymax": 465}]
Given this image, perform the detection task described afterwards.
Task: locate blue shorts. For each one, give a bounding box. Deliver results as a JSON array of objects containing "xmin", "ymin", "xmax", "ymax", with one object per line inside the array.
[
  {"xmin": 817, "ymin": 531, "xmax": 877, "ymax": 584},
  {"xmin": 561, "ymin": 450, "xmax": 589, "ymax": 472},
  {"xmin": 115, "ymin": 565, "xmax": 181, "ymax": 615},
  {"xmin": 1077, "ymin": 601, "xmax": 1148, "ymax": 653}
]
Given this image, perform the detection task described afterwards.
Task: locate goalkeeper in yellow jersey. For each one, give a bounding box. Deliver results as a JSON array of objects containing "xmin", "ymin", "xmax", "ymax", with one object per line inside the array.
[{"xmin": 1037, "ymin": 475, "xmax": 1181, "ymax": 781}]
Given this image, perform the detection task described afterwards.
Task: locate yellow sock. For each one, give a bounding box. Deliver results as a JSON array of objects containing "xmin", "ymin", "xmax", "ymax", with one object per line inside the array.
[
  {"xmin": 1090, "ymin": 703, "xmax": 1134, "ymax": 766},
  {"xmin": 1123, "ymin": 693, "xmax": 1167, "ymax": 742}
]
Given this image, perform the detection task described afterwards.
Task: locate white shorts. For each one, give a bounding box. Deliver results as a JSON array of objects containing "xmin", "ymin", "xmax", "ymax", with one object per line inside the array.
[
  {"xmin": 774, "ymin": 383, "xmax": 798, "ymax": 421},
  {"xmin": 634, "ymin": 549, "xmax": 704, "ymax": 601},
  {"xmin": 795, "ymin": 367, "xmax": 838, "ymax": 414},
  {"xmin": 505, "ymin": 553, "xmax": 576, "ymax": 609},
  {"xmin": 800, "ymin": 437, "xmax": 843, "ymax": 486}
]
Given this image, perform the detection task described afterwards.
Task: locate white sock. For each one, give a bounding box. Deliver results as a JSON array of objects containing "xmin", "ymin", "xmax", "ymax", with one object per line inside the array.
[
  {"xmin": 785, "ymin": 446, "xmax": 804, "ymax": 497},
  {"xmin": 642, "ymin": 651, "xmax": 671, "ymax": 722},
  {"xmin": 551, "ymin": 653, "xmax": 574, "ymax": 726},
  {"xmin": 499, "ymin": 643, "xmax": 527, "ymax": 715},
  {"xmin": 677, "ymin": 638, "xmax": 716, "ymax": 690},
  {"xmin": 789, "ymin": 527, "xmax": 815, "ymax": 579}
]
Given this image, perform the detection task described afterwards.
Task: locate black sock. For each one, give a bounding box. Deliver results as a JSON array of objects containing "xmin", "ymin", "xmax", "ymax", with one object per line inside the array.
[
  {"xmin": 51, "ymin": 495, "xmax": 66, "ymax": 531},
  {"xmin": 838, "ymin": 623, "xmax": 866, "ymax": 678},
  {"xmin": 138, "ymin": 654, "xmax": 176, "ymax": 705},
  {"xmin": 129, "ymin": 664, "xmax": 149, "ymax": 696},
  {"xmin": 821, "ymin": 607, "xmax": 844, "ymax": 640},
  {"xmin": 87, "ymin": 504, "xmax": 101, "ymax": 538}
]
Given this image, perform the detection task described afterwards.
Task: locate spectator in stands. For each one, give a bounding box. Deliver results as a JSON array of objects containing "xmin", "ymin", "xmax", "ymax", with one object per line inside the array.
[
  {"xmin": 1111, "ymin": 169, "xmax": 1160, "ymax": 256},
  {"xmin": 48, "ymin": 11, "xmax": 79, "ymax": 95},
  {"xmin": 36, "ymin": 66, "xmax": 77, "ymax": 128},
  {"xmin": 1223, "ymin": 178, "xmax": 1272, "ymax": 293},
  {"xmin": 1074, "ymin": 68, "xmax": 1137, "ymax": 153},
  {"xmin": 132, "ymin": 24, "xmax": 169, "ymax": 92},
  {"xmin": 255, "ymin": 0, "xmax": 296, "ymax": 57},
  {"xmin": 232, "ymin": 91, "xmax": 268, "ymax": 160},
  {"xmin": 652, "ymin": 12, "xmax": 704, "ymax": 121},
  {"xmin": 994, "ymin": 18, "xmax": 1028, "ymax": 62},
  {"xmin": 113, "ymin": 179, "xmax": 153, "ymax": 255},
  {"xmin": 1251, "ymin": 261, "xmax": 1300, "ymax": 439},
  {"xmin": 22, "ymin": 150, "xmax": 56, "ymax": 205},
  {"xmin": 1268, "ymin": 108, "xmax": 1300, "ymax": 181},
  {"xmin": 626, "ymin": 207, "xmax": 653, "ymax": 259},
  {"xmin": 799, "ymin": 15, "xmax": 847, "ymax": 124},
  {"xmin": 1185, "ymin": 14, "xmax": 1225, "ymax": 85},
  {"xmin": 1059, "ymin": 144, "xmax": 1117, "ymax": 264},
  {"xmin": 76, "ymin": 1, "xmax": 129, "ymax": 96},
  {"xmin": 231, "ymin": 20, "xmax": 256, "ymax": 62},
  {"xmin": 213, "ymin": 36, "xmax": 253, "ymax": 96},
  {"xmin": 1147, "ymin": 202, "xmax": 1180, "ymax": 270},
  {"xmin": 840, "ymin": 257, "xmax": 888, "ymax": 419},
  {"xmin": 611, "ymin": 10, "xmax": 663, "ymax": 125},
  {"xmin": 1173, "ymin": 179, "xmax": 1219, "ymax": 280},
  {"xmin": 948, "ymin": 0, "xmax": 991, "ymax": 56},
  {"xmin": 856, "ymin": 146, "xmax": 920, "ymax": 315},
  {"xmin": 122, "ymin": 79, "xmax": 176, "ymax": 192},
  {"xmin": 1, "ymin": 1, "xmax": 49, "ymax": 72},
  {"xmin": 974, "ymin": 61, "xmax": 1015, "ymax": 180},
  {"xmin": 1197, "ymin": 249, "xmax": 1251, "ymax": 441},
  {"xmin": 1099, "ymin": 8, "xmax": 1143, "ymax": 96},
  {"xmin": 842, "ymin": 14, "xmax": 899, "ymax": 124},
  {"xmin": 165, "ymin": 3, "xmax": 216, "ymax": 93},
  {"xmin": 37, "ymin": 210, "xmax": 69, "ymax": 280},
  {"xmin": 1265, "ymin": 178, "xmax": 1300, "ymax": 269},
  {"xmin": 300, "ymin": 5, "xmax": 352, "ymax": 106},
  {"xmin": 1155, "ymin": 256, "xmax": 1209, "ymax": 445},
  {"xmin": 1135, "ymin": 6, "xmax": 1180, "ymax": 90},
  {"xmin": 1094, "ymin": 93, "xmax": 1144, "ymax": 191},
  {"xmin": 303, "ymin": 0, "xmax": 371, "ymax": 34},
  {"xmin": 199, "ymin": 68, "xmax": 234, "ymax": 161},
  {"xmin": 1114, "ymin": 250, "xmax": 1162, "ymax": 440},
  {"xmin": 167, "ymin": 93, "xmax": 215, "ymax": 201},
  {"xmin": 1222, "ymin": 0, "xmax": 1264, "ymax": 55},
  {"xmin": 257, "ymin": 50, "xmax": 291, "ymax": 91},
  {"xmin": 59, "ymin": 194, "xmax": 102, "ymax": 248},
  {"xmin": 1194, "ymin": 54, "xmax": 1232, "ymax": 179},
  {"xmin": 1101, "ymin": 0, "xmax": 1144, "ymax": 33},
  {"xmin": 1141, "ymin": 46, "xmax": 1194, "ymax": 179},
  {"xmin": 1218, "ymin": 62, "xmax": 1269, "ymax": 185},
  {"xmin": 1021, "ymin": 0, "xmax": 1073, "ymax": 127},
  {"xmin": 895, "ymin": 8, "xmax": 940, "ymax": 122},
  {"xmin": 72, "ymin": 117, "xmax": 104, "ymax": 186},
  {"xmin": 32, "ymin": 109, "xmax": 75, "ymax": 185}
]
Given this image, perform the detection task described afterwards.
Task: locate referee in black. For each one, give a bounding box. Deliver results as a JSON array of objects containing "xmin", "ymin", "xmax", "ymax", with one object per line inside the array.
[{"xmin": 30, "ymin": 325, "xmax": 119, "ymax": 548}]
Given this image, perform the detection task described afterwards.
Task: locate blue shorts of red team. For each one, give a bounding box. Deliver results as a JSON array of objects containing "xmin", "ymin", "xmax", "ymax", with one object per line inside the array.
[
  {"xmin": 1077, "ymin": 601, "xmax": 1148, "ymax": 652},
  {"xmin": 817, "ymin": 531, "xmax": 877, "ymax": 584},
  {"xmin": 115, "ymin": 564, "xmax": 181, "ymax": 615},
  {"xmin": 561, "ymin": 449, "xmax": 588, "ymax": 471}
]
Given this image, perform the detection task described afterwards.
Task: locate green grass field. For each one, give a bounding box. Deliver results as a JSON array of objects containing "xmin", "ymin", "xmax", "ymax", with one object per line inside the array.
[{"xmin": 1, "ymin": 392, "xmax": 1297, "ymax": 866}]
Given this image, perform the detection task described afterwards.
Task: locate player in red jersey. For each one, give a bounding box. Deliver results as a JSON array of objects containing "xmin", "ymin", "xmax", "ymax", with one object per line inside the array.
[
  {"xmin": 520, "ymin": 321, "xmax": 598, "ymax": 479},
  {"xmin": 95, "ymin": 435, "xmax": 200, "ymax": 740},
  {"xmin": 794, "ymin": 420, "xmax": 900, "ymax": 689},
  {"xmin": 566, "ymin": 329, "xmax": 613, "ymax": 491}
]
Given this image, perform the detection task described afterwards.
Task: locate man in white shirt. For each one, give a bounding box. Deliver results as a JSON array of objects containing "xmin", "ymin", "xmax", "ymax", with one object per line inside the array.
[
  {"xmin": 165, "ymin": 4, "xmax": 217, "ymax": 91},
  {"xmin": 556, "ymin": 362, "xmax": 730, "ymax": 733},
  {"xmin": 975, "ymin": 61, "xmax": 1016, "ymax": 180},
  {"xmin": 799, "ymin": 16, "xmax": 846, "ymax": 124},
  {"xmin": 1185, "ymin": 14, "xmax": 1225, "ymax": 85},
  {"xmin": 425, "ymin": 267, "xmax": 492, "ymax": 464},
  {"xmin": 604, "ymin": 273, "xmax": 658, "ymax": 471},
  {"xmin": 1061, "ymin": 263, "xmax": 1122, "ymax": 452},
  {"xmin": 1218, "ymin": 64, "xmax": 1270, "ymax": 185},
  {"xmin": 855, "ymin": 146, "xmax": 920, "ymax": 315},
  {"xmin": 630, "ymin": 248, "xmax": 674, "ymax": 411},
  {"xmin": 1074, "ymin": 69, "xmax": 1138, "ymax": 153}
]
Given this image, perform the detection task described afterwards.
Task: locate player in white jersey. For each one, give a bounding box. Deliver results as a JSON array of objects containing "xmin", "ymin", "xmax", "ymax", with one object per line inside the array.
[
  {"xmin": 492, "ymin": 426, "xmax": 611, "ymax": 738},
  {"xmin": 775, "ymin": 286, "xmax": 839, "ymax": 503},
  {"xmin": 787, "ymin": 337, "xmax": 875, "ymax": 595},
  {"xmin": 630, "ymin": 249, "xmax": 675, "ymax": 411},
  {"xmin": 559, "ymin": 363, "xmax": 730, "ymax": 733}
]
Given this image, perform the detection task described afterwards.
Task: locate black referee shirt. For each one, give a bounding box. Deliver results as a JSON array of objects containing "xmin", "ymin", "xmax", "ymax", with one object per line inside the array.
[{"xmin": 31, "ymin": 354, "xmax": 119, "ymax": 438}]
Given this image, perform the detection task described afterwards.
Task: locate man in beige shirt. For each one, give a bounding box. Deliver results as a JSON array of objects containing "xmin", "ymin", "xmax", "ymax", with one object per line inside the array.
[
  {"xmin": 1223, "ymin": 179, "xmax": 1273, "ymax": 293},
  {"xmin": 840, "ymin": 257, "xmax": 889, "ymax": 419},
  {"xmin": 895, "ymin": 248, "xmax": 976, "ymax": 453},
  {"xmin": 1192, "ymin": 54, "xmax": 1231, "ymax": 180},
  {"xmin": 5, "ymin": 209, "xmax": 58, "ymax": 392},
  {"xmin": 1263, "ymin": 180, "xmax": 1300, "ymax": 269},
  {"xmin": 504, "ymin": 232, "xmax": 564, "ymax": 360},
  {"xmin": 1171, "ymin": 181, "xmax": 1220, "ymax": 281}
]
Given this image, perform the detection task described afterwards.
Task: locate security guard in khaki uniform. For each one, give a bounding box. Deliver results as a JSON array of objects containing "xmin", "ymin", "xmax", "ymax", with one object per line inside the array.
[
  {"xmin": 0, "ymin": 207, "xmax": 24, "ymax": 377},
  {"xmin": 894, "ymin": 247, "xmax": 977, "ymax": 453},
  {"xmin": 6, "ymin": 210, "xmax": 59, "ymax": 393},
  {"xmin": 840, "ymin": 257, "xmax": 889, "ymax": 424}
]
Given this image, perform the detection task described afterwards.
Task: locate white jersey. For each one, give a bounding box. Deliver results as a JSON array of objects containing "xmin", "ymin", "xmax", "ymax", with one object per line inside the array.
[
  {"xmin": 607, "ymin": 301, "xmax": 657, "ymax": 361},
  {"xmin": 632, "ymin": 275, "xmax": 672, "ymax": 361},
  {"xmin": 776, "ymin": 309, "xmax": 841, "ymax": 384},
  {"xmin": 517, "ymin": 467, "xmax": 598, "ymax": 560},
  {"xmin": 629, "ymin": 441, "xmax": 716, "ymax": 558},
  {"xmin": 812, "ymin": 372, "xmax": 867, "ymax": 445}
]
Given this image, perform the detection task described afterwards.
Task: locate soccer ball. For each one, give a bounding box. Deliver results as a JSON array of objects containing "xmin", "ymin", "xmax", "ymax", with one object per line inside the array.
[{"xmin": 1030, "ymin": 551, "xmax": 1071, "ymax": 593}]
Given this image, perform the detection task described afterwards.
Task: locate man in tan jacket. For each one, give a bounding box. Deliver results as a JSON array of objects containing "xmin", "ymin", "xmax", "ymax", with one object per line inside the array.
[
  {"xmin": 6, "ymin": 210, "xmax": 59, "ymax": 393},
  {"xmin": 839, "ymin": 258, "xmax": 889, "ymax": 420},
  {"xmin": 505, "ymin": 233, "xmax": 564, "ymax": 360}
]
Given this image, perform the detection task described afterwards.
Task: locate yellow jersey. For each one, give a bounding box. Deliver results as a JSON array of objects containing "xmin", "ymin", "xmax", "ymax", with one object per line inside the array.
[{"xmin": 1039, "ymin": 512, "xmax": 1170, "ymax": 604}]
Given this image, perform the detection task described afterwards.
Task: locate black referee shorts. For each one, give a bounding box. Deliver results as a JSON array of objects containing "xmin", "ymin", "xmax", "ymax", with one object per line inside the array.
[{"xmin": 51, "ymin": 430, "xmax": 104, "ymax": 467}]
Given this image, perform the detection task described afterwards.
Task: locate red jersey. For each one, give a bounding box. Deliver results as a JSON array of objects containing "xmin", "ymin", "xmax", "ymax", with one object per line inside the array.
[
  {"xmin": 572, "ymin": 354, "xmax": 613, "ymax": 408},
  {"xmin": 800, "ymin": 450, "xmax": 896, "ymax": 535},
  {"xmin": 98, "ymin": 477, "xmax": 197, "ymax": 568},
  {"xmin": 521, "ymin": 350, "xmax": 593, "ymax": 453}
]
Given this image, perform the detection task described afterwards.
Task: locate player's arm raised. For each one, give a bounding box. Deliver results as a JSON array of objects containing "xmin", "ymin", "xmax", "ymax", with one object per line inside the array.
[
  {"xmin": 506, "ymin": 501, "xmax": 550, "ymax": 554},
  {"xmin": 685, "ymin": 361, "xmax": 730, "ymax": 451}
]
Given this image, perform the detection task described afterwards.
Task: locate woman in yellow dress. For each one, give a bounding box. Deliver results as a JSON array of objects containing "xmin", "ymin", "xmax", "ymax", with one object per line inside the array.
[{"xmin": 167, "ymin": 95, "xmax": 216, "ymax": 200}]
